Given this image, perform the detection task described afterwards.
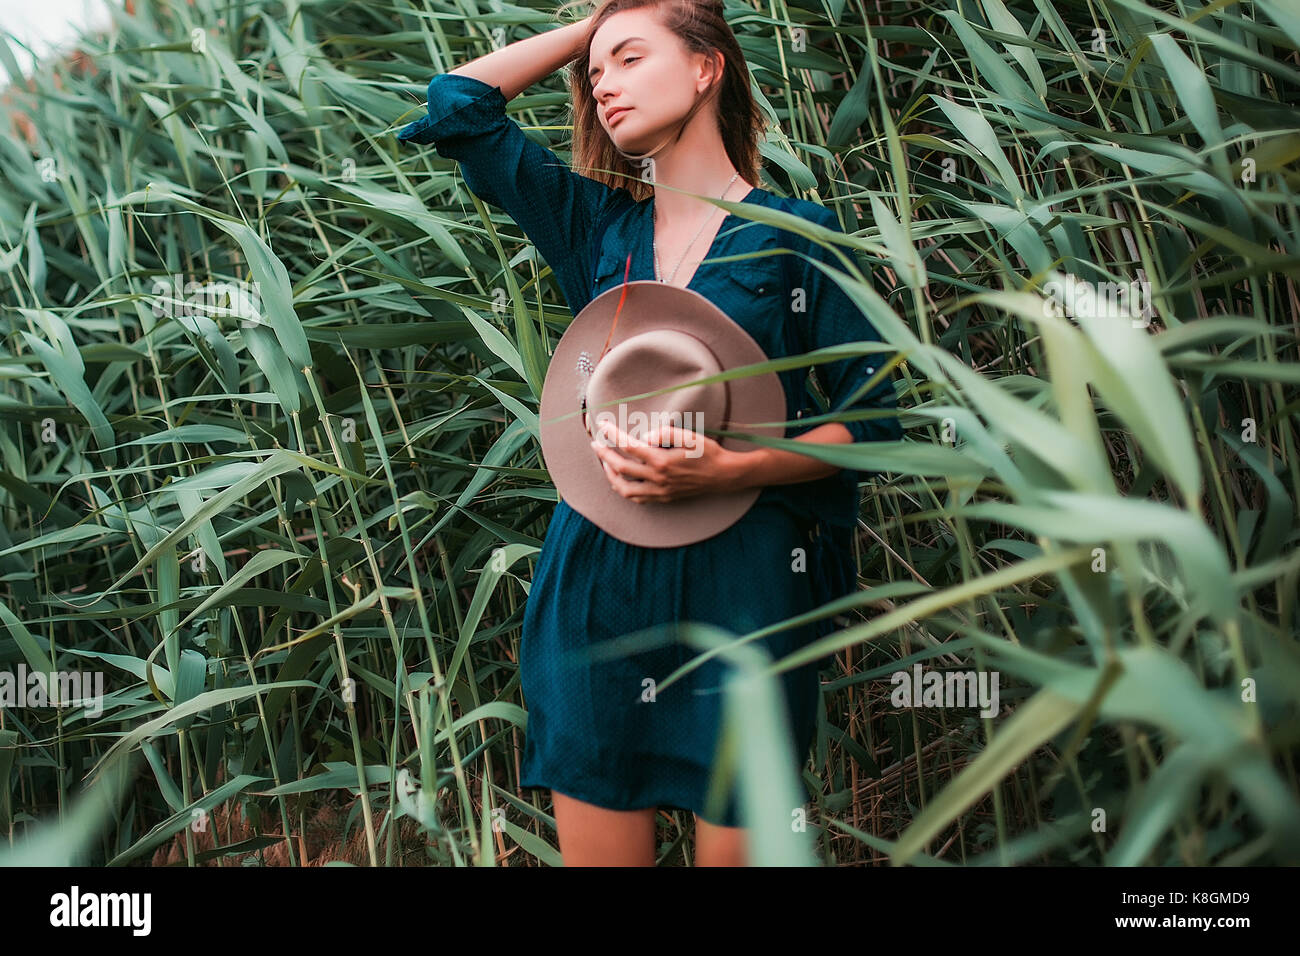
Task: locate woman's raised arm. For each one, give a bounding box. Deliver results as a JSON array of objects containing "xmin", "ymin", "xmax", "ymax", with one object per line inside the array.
[
  {"xmin": 397, "ymin": 14, "xmax": 623, "ymax": 315},
  {"xmin": 450, "ymin": 16, "xmax": 593, "ymax": 102}
]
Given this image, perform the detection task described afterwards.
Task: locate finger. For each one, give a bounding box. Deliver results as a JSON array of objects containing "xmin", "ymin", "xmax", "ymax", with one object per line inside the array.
[
  {"xmin": 644, "ymin": 424, "xmax": 681, "ymax": 447},
  {"xmin": 603, "ymin": 458, "xmax": 671, "ymax": 501},
  {"xmin": 606, "ymin": 422, "xmax": 670, "ymax": 468},
  {"xmin": 592, "ymin": 420, "xmax": 628, "ymax": 450},
  {"xmin": 629, "ymin": 485, "xmax": 672, "ymax": 504},
  {"xmin": 646, "ymin": 423, "xmax": 709, "ymax": 451},
  {"xmin": 621, "ymin": 476, "xmax": 672, "ymax": 503},
  {"xmin": 592, "ymin": 439, "xmax": 658, "ymax": 482},
  {"xmin": 610, "ymin": 423, "xmax": 660, "ymax": 462},
  {"xmin": 600, "ymin": 453, "xmax": 645, "ymax": 493}
]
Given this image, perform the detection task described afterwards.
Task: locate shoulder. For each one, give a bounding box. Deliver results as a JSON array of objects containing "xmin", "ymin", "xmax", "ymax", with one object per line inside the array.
[
  {"xmin": 752, "ymin": 194, "xmax": 850, "ymax": 292},
  {"xmin": 753, "ymin": 193, "xmax": 848, "ymax": 273},
  {"xmin": 787, "ymin": 196, "xmax": 843, "ymax": 230},
  {"xmin": 756, "ymin": 192, "xmax": 843, "ymax": 233}
]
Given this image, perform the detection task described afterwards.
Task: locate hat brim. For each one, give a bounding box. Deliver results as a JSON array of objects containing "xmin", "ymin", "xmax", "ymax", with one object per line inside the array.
[{"xmin": 538, "ymin": 280, "xmax": 788, "ymax": 548}]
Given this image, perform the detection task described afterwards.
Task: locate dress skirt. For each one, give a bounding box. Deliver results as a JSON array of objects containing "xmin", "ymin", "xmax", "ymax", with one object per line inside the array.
[{"xmin": 518, "ymin": 496, "xmax": 824, "ymax": 828}]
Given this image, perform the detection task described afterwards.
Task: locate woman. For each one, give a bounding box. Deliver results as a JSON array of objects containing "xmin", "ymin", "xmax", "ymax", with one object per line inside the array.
[{"xmin": 397, "ymin": 0, "xmax": 902, "ymax": 866}]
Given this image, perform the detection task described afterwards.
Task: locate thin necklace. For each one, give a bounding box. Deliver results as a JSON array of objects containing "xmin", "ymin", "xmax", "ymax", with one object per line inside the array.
[{"xmin": 653, "ymin": 171, "xmax": 741, "ymax": 285}]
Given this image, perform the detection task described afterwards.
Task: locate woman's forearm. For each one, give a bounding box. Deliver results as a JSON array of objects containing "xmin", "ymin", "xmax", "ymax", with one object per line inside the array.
[
  {"xmin": 726, "ymin": 424, "xmax": 853, "ymax": 489},
  {"xmin": 449, "ymin": 16, "xmax": 593, "ymax": 101}
]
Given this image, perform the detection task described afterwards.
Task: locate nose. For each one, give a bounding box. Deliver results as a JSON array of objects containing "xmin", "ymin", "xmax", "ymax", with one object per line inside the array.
[{"xmin": 592, "ymin": 75, "xmax": 619, "ymax": 113}]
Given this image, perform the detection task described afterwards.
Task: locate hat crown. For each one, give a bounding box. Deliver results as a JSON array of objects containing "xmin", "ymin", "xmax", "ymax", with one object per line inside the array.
[{"xmin": 583, "ymin": 329, "xmax": 728, "ymax": 443}]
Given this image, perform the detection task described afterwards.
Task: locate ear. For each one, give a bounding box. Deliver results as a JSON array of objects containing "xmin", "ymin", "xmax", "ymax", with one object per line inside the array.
[{"xmin": 694, "ymin": 50, "xmax": 724, "ymax": 93}]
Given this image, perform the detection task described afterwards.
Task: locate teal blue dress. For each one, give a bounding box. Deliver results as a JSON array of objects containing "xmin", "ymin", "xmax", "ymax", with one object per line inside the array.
[{"xmin": 398, "ymin": 73, "xmax": 902, "ymax": 827}]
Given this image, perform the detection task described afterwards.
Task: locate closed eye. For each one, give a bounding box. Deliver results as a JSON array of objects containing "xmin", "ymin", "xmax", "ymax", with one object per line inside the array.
[{"xmin": 592, "ymin": 55, "xmax": 642, "ymax": 87}]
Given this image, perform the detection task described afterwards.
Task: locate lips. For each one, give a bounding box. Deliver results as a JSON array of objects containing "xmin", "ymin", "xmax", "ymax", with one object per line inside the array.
[{"xmin": 606, "ymin": 107, "xmax": 631, "ymax": 125}]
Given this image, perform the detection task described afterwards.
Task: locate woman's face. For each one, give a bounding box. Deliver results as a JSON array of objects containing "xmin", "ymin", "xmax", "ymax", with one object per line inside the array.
[{"xmin": 587, "ymin": 8, "xmax": 719, "ymax": 154}]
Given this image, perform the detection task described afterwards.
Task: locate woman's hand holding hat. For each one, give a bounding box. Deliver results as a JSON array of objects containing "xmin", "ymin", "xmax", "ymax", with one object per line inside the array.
[{"xmin": 589, "ymin": 421, "xmax": 743, "ymax": 505}]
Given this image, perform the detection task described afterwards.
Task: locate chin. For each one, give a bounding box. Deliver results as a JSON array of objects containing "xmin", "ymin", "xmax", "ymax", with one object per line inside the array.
[{"xmin": 612, "ymin": 123, "xmax": 664, "ymax": 154}]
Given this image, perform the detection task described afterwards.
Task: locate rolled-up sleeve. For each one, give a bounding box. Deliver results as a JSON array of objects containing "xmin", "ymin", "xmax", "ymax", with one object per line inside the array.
[
  {"xmin": 397, "ymin": 72, "xmax": 620, "ymax": 314},
  {"xmin": 794, "ymin": 205, "xmax": 903, "ymax": 481}
]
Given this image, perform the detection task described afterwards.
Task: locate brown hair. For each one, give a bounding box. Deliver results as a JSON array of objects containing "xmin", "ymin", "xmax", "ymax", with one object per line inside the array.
[{"xmin": 562, "ymin": 0, "xmax": 763, "ymax": 203}]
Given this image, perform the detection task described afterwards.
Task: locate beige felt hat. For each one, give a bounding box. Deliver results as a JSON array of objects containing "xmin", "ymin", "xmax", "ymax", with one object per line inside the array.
[{"xmin": 538, "ymin": 278, "xmax": 788, "ymax": 548}]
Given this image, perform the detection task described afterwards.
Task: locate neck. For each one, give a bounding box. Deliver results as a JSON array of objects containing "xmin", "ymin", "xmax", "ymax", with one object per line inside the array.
[{"xmin": 646, "ymin": 114, "xmax": 751, "ymax": 226}]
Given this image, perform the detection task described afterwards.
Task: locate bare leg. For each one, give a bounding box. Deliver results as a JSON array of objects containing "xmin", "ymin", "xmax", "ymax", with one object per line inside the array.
[
  {"xmin": 552, "ymin": 790, "xmax": 657, "ymax": 866},
  {"xmin": 693, "ymin": 813, "xmax": 748, "ymax": 866}
]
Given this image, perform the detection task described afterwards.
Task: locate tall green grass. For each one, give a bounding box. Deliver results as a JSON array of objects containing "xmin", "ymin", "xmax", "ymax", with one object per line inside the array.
[{"xmin": 0, "ymin": 0, "xmax": 1297, "ymax": 865}]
